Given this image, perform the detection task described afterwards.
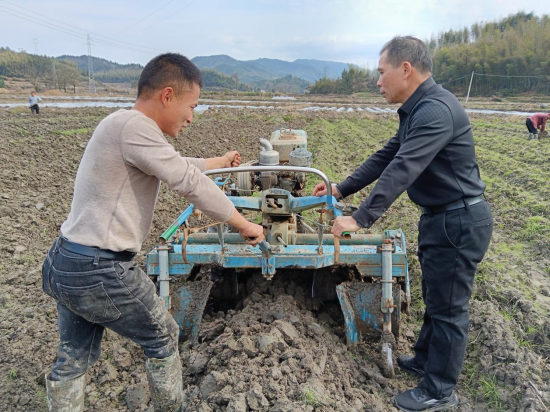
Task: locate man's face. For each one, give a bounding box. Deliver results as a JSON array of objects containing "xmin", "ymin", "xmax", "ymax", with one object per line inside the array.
[
  {"xmin": 162, "ymin": 83, "xmax": 200, "ymax": 138},
  {"xmin": 31, "ymin": 92, "xmax": 35, "ymax": 96},
  {"xmin": 377, "ymin": 51, "xmax": 406, "ymax": 104}
]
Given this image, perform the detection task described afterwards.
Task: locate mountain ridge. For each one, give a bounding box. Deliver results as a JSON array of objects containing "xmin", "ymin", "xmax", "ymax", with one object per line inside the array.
[{"xmin": 190, "ymin": 54, "xmax": 351, "ymax": 83}]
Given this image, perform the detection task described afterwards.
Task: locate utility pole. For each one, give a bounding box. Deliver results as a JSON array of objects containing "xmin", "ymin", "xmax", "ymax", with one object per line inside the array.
[
  {"xmin": 86, "ymin": 34, "xmax": 96, "ymax": 94},
  {"xmin": 33, "ymin": 38, "xmax": 38, "ymax": 54},
  {"xmin": 465, "ymin": 71, "xmax": 474, "ymax": 104},
  {"xmin": 52, "ymin": 61, "xmax": 59, "ymax": 90}
]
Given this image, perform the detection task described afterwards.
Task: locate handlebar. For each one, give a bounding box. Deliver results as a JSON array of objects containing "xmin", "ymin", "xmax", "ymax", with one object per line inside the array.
[{"xmin": 205, "ymin": 166, "xmax": 333, "ymax": 205}]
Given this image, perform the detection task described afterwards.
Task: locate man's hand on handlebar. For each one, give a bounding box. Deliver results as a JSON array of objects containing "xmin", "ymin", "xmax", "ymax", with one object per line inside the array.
[
  {"xmin": 312, "ymin": 182, "xmax": 341, "ymax": 198},
  {"xmin": 332, "ymin": 216, "xmax": 361, "ymax": 238}
]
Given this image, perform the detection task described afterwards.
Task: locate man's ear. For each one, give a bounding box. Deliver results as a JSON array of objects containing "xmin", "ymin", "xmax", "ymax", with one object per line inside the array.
[
  {"xmin": 160, "ymin": 87, "xmax": 174, "ymax": 108},
  {"xmin": 402, "ymin": 61, "xmax": 414, "ymax": 79}
]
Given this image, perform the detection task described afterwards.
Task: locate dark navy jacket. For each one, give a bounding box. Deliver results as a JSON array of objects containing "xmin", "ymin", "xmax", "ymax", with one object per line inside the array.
[{"xmin": 337, "ymin": 77, "xmax": 485, "ymax": 228}]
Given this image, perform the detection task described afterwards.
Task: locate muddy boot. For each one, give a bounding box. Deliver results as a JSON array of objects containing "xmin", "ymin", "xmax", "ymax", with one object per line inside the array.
[
  {"xmin": 45, "ymin": 373, "xmax": 85, "ymax": 412},
  {"xmin": 528, "ymin": 133, "xmax": 532, "ymax": 140},
  {"xmin": 146, "ymin": 351, "xmax": 185, "ymax": 412}
]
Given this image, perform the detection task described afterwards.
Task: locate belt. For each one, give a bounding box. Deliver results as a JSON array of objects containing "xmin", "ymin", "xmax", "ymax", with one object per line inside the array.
[
  {"xmin": 421, "ymin": 195, "xmax": 485, "ymax": 215},
  {"xmin": 59, "ymin": 237, "xmax": 136, "ymax": 261}
]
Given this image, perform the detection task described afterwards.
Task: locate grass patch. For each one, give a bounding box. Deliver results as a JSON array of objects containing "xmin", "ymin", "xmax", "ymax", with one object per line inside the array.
[
  {"xmin": 8, "ymin": 368, "xmax": 18, "ymax": 380},
  {"xmin": 521, "ymin": 216, "xmax": 550, "ymax": 239},
  {"xmin": 500, "ymin": 310, "xmax": 514, "ymax": 322},
  {"xmin": 303, "ymin": 389, "xmax": 324, "ymax": 408},
  {"xmin": 36, "ymin": 388, "xmax": 47, "ymax": 403},
  {"xmin": 514, "ymin": 332, "xmax": 533, "ymax": 348},
  {"xmin": 53, "ymin": 128, "xmax": 92, "ymax": 136},
  {"xmin": 463, "ymin": 363, "xmax": 504, "ymax": 412},
  {"xmin": 479, "ymin": 375, "xmax": 503, "ymax": 411}
]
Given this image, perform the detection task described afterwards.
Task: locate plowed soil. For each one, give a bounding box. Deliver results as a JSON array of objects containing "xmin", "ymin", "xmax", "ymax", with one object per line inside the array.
[{"xmin": 0, "ymin": 103, "xmax": 549, "ymax": 412}]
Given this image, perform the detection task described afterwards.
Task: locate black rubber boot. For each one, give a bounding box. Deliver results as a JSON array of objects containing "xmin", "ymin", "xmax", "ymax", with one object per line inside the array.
[
  {"xmin": 46, "ymin": 373, "xmax": 85, "ymax": 412},
  {"xmin": 146, "ymin": 351, "xmax": 185, "ymax": 412}
]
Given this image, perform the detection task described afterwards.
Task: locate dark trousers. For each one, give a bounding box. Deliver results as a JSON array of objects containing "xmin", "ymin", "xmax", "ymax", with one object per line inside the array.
[
  {"xmin": 414, "ymin": 200, "xmax": 493, "ymax": 398},
  {"xmin": 42, "ymin": 238, "xmax": 179, "ymax": 381},
  {"xmin": 526, "ymin": 118, "xmax": 538, "ymax": 134},
  {"xmin": 30, "ymin": 104, "xmax": 39, "ymax": 114}
]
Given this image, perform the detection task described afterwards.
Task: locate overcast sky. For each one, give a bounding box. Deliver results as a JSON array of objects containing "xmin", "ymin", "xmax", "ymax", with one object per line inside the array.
[{"xmin": 0, "ymin": 0, "xmax": 547, "ymax": 67}]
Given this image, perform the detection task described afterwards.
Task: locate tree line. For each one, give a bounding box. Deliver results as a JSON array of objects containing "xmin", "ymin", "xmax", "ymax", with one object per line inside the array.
[
  {"xmin": 309, "ymin": 12, "xmax": 550, "ymax": 96},
  {"xmin": 0, "ymin": 47, "xmax": 82, "ymax": 93},
  {"xmin": 308, "ymin": 65, "xmax": 378, "ymax": 94},
  {"xmin": 252, "ymin": 75, "xmax": 311, "ymax": 94}
]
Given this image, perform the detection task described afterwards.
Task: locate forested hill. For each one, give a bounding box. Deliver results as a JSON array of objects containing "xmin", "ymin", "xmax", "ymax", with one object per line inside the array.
[
  {"xmin": 57, "ymin": 55, "xmax": 142, "ymax": 83},
  {"xmin": 309, "ymin": 12, "xmax": 550, "ymax": 96},
  {"xmin": 0, "ymin": 47, "xmax": 82, "ymax": 92},
  {"xmin": 430, "ymin": 12, "xmax": 550, "ymax": 94}
]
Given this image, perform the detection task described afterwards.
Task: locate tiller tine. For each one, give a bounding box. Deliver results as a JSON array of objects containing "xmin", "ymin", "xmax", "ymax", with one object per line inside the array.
[
  {"xmin": 172, "ymin": 280, "xmax": 214, "ymax": 343},
  {"xmin": 335, "ymin": 281, "xmax": 400, "ymax": 344}
]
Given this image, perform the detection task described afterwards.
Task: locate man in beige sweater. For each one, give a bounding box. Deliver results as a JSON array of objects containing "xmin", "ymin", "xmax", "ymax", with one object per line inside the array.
[{"xmin": 41, "ymin": 53, "xmax": 264, "ymax": 411}]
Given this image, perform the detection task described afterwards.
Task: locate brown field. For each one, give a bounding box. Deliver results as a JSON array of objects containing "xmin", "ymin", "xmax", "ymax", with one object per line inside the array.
[{"xmin": 0, "ymin": 99, "xmax": 549, "ymax": 411}]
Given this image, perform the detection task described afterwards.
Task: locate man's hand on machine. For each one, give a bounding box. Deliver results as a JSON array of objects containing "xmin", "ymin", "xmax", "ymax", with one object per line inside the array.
[
  {"xmin": 312, "ymin": 182, "xmax": 341, "ymax": 198},
  {"xmin": 332, "ymin": 216, "xmax": 361, "ymax": 238},
  {"xmin": 223, "ymin": 151, "xmax": 242, "ymax": 168},
  {"xmin": 205, "ymin": 151, "xmax": 242, "ymax": 170},
  {"xmin": 239, "ymin": 222, "xmax": 265, "ymax": 246},
  {"xmin": 227, "ymin": 209, "xmax": 265, "ymax": 246}
]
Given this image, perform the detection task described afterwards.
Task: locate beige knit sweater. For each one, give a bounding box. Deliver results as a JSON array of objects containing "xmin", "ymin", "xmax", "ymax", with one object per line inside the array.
[{"xmin": 61, "ymin": 109, "xmax": 234, "ymax": 252}]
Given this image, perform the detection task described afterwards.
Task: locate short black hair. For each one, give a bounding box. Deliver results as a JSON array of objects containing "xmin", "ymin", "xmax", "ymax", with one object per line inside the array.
[
  {"xmin": 137, "ymin": 53, "xmax": 204, "ymax": 98},
  {"xmin": 380, "ymin": 36, "xmax": 432, "ymax": 74}
]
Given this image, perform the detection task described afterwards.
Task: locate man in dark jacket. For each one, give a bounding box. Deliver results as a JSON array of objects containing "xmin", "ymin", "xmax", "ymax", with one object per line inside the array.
[{"xmin": 313, "ymin": 36, "xmax": 493, "ymax": 411}]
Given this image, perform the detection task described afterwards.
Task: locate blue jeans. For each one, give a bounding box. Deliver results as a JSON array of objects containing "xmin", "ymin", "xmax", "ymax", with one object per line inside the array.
[
  {"xmin": 414, "ymin": 200, "xmax": 493, "ymax": 398},
  {"xmin": 42, "ymin": 238, "xmax": 179, "ymax": 381}
]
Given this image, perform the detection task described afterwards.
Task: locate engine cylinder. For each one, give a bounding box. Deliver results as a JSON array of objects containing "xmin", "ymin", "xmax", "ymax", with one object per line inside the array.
[{"xmin": 289, "ymin": 148, "xmax": 312, "ymax": 167}]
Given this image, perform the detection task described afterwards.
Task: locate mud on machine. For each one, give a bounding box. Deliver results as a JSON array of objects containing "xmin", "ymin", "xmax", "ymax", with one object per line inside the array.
[{"xmin": 146, "ymin": 129, "xmax": 410, "ymax": 377}]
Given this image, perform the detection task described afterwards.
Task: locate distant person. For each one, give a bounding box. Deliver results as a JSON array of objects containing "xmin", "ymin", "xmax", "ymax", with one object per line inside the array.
[
  {"xmin": 313, "ymin": 36, "xmax": 492, "ymax": 411},
  {"xmin": 41, "ymin": 53, "xmax": 265, "ymax": 411},
  {"xmin": 526, "ymin": 112, "xmax": 549, "ymax": 140},
  {"xmin": 28, "ymin": 91, "xmax": 42, "ymax": 114}
]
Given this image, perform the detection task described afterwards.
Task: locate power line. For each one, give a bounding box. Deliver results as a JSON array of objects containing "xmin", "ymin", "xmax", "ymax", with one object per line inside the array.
[
  {"xmin": 86, "ymin": 34, "xmax": 96, "ymax": 93},
  {"xmin": 0, "ymin": 0, "xmax": 163, "ymax": 53},
  {"xmin": 438, "ymin": 72, "xmax": 549, "ymax": 88},
  {"xmin": 1, "ymin": 8, "xmax": 157, "ymax": 55},
  {"xmin": 114, "ymin": 0, "xmax": 176, "ymax": 36},
  {"xmin": 1, "ymin": 9, "xmax": 88, "ymax": 41},
  {"xmin": 475, "ymin": 73, "xmax": 548, "ymax": 78},
  {"xmin": 438, "ymin": 75, "xmax": 468, "ymax": 86},
  {"xmin": 131, "ymin": 0, "xmax": 201, "ymax": 37},
  {"xmin": 0, "ymin": 1, "xmax": 164, "ymax": 55}
]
